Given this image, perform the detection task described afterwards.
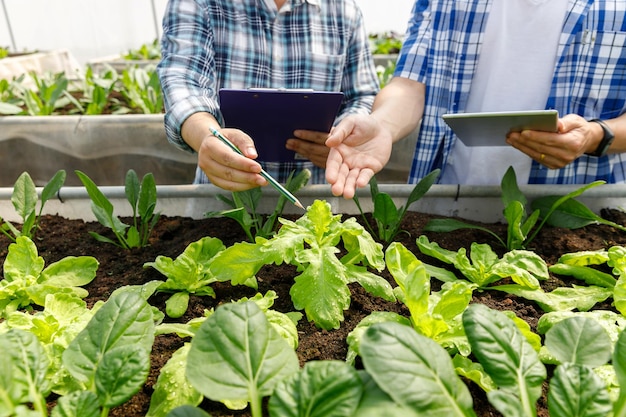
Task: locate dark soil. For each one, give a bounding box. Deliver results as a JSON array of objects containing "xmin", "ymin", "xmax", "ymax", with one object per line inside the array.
[{"xmin": 2, "ymin": 208, "xmax": 626, "ymax": 416}]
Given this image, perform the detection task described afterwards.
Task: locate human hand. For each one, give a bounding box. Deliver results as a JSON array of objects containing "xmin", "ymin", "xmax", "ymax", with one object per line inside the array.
[
  {"xmin": 285, "ymin": 129, "xmax": 330, "ymax": 168},
  {"xmin": 506, "ymin": 114, "xmax": 595, "ymax": 169},
  {"xmin": 324, "ymin": 114, "xmax": 392, "ymax": 198},
  {"xmin": 197, "ymin": 128, "xmax": 268, "ymax": 191}
]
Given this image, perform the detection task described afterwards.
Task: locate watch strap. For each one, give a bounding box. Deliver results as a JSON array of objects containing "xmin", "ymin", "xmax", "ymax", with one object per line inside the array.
[{"xmin": 586, "ymin": 119, "xmax": 615, "ymax": 157}]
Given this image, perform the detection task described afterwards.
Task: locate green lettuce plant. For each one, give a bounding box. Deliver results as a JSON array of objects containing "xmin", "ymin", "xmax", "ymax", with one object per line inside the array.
[
  {"xmin": 207, "ymin": 199, "xmax": 395, "ymax": 330},
  {"xmin": 144, "ymin": 236, "xmax": 258, "ymax": 318},
  {"xmin": 0, "ymin": 236, "xmax": 98, "ymax": 318},
  {"xmin": 359, "ymin": 321, "xmax": 477, "ymax": 417},
  {"xmin": 75, "ymin": 169, "xmax": 160, "ymax": 249},
  {"xmin": 0, "ymin": 290, "xmax": 154, "ymax": 417},
  {"xmin": 80, "ymin": 64, "xmax": 122, "ymax": 115},
  {"xmin": 123, "ymin": 39, "xmax": 161, "ymax": 61},
  {"xmin": 0, "ymin": 170, "xmax": 66, "ymax": 242},
  {"xmin": 346, "ymin": 242, "xmax": 475, "ymax": 365}
]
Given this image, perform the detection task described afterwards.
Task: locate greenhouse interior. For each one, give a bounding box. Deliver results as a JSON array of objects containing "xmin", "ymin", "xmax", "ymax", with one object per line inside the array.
[{"xmin": 2, "ymin": 2, "xmax": 626, "ymax": 417}]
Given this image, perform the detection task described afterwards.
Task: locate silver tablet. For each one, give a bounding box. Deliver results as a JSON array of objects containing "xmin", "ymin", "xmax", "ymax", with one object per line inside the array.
[{"xmin": 442, "ymin": 110, "xmax": 559, "ymax": 146}]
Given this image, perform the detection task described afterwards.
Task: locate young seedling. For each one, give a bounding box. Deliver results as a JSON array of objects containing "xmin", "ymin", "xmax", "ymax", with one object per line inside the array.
[
  {"xmin": 0, "ymin": 170, "xmax": 66, "ymax": 242},
  {"xmin": 75, "ymin": 169, "xmax": 160, "ymax": 249},
  {"xmin": 424, "ymin": 166, "xmax": 606, "ymax": 250},
  {"xmin": 206, "ymin": 168, "xmax": 310, "ymax": 242},
  {"xmin": 354, "ymin": 169, "xmax": 440, "ymax": 243}
]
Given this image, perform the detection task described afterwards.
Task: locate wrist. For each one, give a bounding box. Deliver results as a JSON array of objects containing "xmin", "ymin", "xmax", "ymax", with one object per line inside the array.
[{"xmin": 585, "ymin": 119, "xmax": 614, "ymax": 157}]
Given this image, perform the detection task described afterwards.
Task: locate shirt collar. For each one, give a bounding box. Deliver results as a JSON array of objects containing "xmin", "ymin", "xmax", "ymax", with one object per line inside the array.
[{"xmin": 281, "ymin": 0, "xmax": 321, "ymax": 13}]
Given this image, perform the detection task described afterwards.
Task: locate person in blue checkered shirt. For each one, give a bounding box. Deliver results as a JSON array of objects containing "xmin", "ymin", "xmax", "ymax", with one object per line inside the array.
[
  {"xmin": 325, "ymin": 0, "xmax": 626, "ymax": 199},
  {"xmin": 157, "ymin": 0, "xmax": 379, "ymax": 191}
]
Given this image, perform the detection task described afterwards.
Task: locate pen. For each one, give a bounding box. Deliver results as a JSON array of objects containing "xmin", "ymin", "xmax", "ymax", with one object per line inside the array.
[{"xmin": 210, "ymin": 127, "xmax": 305, "ymax": 210}]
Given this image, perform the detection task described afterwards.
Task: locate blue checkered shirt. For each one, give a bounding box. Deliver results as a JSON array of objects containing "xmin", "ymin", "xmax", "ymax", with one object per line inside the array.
[
  {"xmin": 397, "ymin": 0, "xmax": 626, "ymax": 184},
  {"xmin": 157, "ymin": 0, "xmax": 379, "ymax": 184}
]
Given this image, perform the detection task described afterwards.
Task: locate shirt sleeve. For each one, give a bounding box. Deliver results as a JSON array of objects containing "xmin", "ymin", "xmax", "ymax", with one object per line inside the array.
[
  {"xmin": 395, "ymin": 0, "xmax": 431, "ymax": 84},
  {"xmin": 157, "ymin": 0, "xmax": 222, "ymax": 153},
  {"xmin": 336, "ymin": 0, "xmax": 379, "ymax": 121}
]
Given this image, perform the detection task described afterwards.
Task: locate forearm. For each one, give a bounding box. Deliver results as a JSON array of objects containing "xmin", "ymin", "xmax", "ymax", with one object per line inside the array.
[
  {"xmin": 180, "ymin": 112, "xmax": 222, "ymax": 153},
  {"xmin": 370, "ymin": 77, "xmax": 425, "ymax": 143}
]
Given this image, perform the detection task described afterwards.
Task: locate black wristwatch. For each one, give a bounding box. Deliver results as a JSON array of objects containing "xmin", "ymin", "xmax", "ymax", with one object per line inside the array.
[{"xmin": 586, "ymin": 119, "xmax": 615, "ymax": 157}]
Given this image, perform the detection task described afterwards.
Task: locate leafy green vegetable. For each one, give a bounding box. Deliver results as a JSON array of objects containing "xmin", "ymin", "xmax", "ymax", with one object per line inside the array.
[
  {"xmin": 0, "ymin": 170, "xmax": 66, "ymax": 242},
  {"xmin": 123, "ymin": 39, "xmax": 161, "ymax": 61},
  {"xmin": 119, "ymin": 65, "xmax": 164, "ymax": 114},
  {"xmin": 206, "ymin": 169, "xmax": 310, "ymax": 242},
  {"xmin": 148, "ymin": 291, "xmax": 301, "ymax": 417},
  {"xmin": 80, "ymin": 65, "xmax": 122, "ymax": 115},
  {"xmin": 75, "ymin": 169, "xmax": 160, "ymax": 249},
  {"xmin": 0, "ymin": 329, "xmax": 51, "ymax": 416},
  {"xmin": 0, "ymin": 236, "xmax": 98, "ymax": 318},
  {"xmin": 416, "ymin": 235, "xmax": 549, "ymax": 288},
  {"xmin": 532, "ymin": 196, "xmax": 626, "ymax": 232},
  {"xmin": 63, "ymin": 291, "xmax": 155, "ymax": 416},
  {"xmin": 544, "ymin": 317, "xmax": 613, "ymax": 417},
  {"xmin": 186, "ymin": 301, "xmax": 299, "ymax": 417},
  {"xmin": 424, "ymin": 166, "xmax": 606, "ymax": 249},
  {"xmin": 269, "ymin": 360, "xmax": 364, "ymax": 417},
  {"xmin": 15, "ymin": 71, "xmax": 81, "ymax": 115},
  {"xmin": 353, "ymin": 169, "xmax": 440, "ymax": 242},
  {"xmin": 265, "ymin": 199, "xmax": 394, "ymax": 329},
  {"xmin": 463, "ymin": 304, "xmax": 546, "ymax": 417},
  {"xmin": 144, "ymin": 236, "xmax": 237, "ymax": 318},
  {"xmin": 369, "ymin": 31, "xmax": 403, "ymax": 55},
  {"xmin": 359, "ymin": 321, "xmax": 477, "ymax": 417}
]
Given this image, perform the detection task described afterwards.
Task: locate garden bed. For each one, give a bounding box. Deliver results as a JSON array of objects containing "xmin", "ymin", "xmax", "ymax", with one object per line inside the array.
[{"xmin": 1, "ymin": 191, "xmax": 626, "ymax": 416}]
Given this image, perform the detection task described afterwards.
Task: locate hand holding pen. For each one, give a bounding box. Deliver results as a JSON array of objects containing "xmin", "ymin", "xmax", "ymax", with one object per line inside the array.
[{"xmin": 210, "ymin": 127, "xmax": 305, "ymax": 209}]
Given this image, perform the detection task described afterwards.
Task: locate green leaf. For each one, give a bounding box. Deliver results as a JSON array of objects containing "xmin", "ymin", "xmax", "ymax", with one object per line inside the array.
[
  {"xmin": 360, "ymin": 322, "xmax": 476, "ymax": 417},
  {"xmin": 290, "ymin": 247, "xmax": 351, "ymax": 330},
  {"xmin": 612, "ymin": 328, "xmax": 626, "ymax": 416},
  {"xmin": 186, "ymin": 302, "xmax": 299, "ymax": 415},
  {"xmin": 463, "ymin": 304, "xmax": 546, "ymax": 417},
  {"xmin": 165, "ymin": 292, "xmax": 190, "ymax": 319},
  {"xmin": 63, "ymin": 291, "xmax": 155, "ymax": 389},
  {"xmin": 12, "ymin": 172, "xmax": 38, "ymax": 226},
  {"xmin": 0, "ymin": 329, "xmax": 50, "ymax": 415},
  {"xmin": 51, "ymin": 391, "xmax": 100, "ymax": 417},
  {"xmin": 544, "ymin": 317, "xmax": 612, "ymax": 367},
  {"xmin": 165, "ymin": 405, "xmax": 212, "ymax": 417},
  {"xmin": 96, "ymin": 344, "xmax": 150, "ymax": 408},
  {"xmin": 548, "ymin": 363, "xmax": 612, "ymax": 417},
  {"xmin": 269, "ymin": 361, "xmax": 363, "ymax": 417},
  {"xmin": 147, "ymin": 344, "xmax": 203, "ymax": 417}
]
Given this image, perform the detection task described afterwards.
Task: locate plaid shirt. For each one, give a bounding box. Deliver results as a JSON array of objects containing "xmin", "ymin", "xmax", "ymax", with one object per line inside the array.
[
  {"xmin": 397, "ymin": 0, "xmax": 626, "ymax": 184},
  {"xmin": 157, "ymin": 0, "xmax": 379, "ymax": 184}
]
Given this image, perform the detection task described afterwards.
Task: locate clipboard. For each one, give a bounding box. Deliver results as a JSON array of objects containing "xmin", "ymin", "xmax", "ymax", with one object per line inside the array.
[
  {"xmin": 219, "ymin": 88, "xmax": 344, "ymax": 162},
  {"xmin": 442, "ymin": 110, "xmax": 559, "ymax": 146}
]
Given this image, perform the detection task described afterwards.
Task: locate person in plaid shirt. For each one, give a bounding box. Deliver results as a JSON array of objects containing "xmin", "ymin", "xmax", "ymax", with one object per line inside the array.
[
  {"xmin": 325, "ymin": 0, "xmax": 626, "ymax": 198},
  {"xmin": 157, "ymin": 0, "xmax": 379, "ymax": 190}
]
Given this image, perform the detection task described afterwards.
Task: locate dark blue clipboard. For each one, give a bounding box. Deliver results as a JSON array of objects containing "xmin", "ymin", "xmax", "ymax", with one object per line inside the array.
[{"xmin": 219, "ymin": 88, "xmax": 344, "ymax": 162}]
